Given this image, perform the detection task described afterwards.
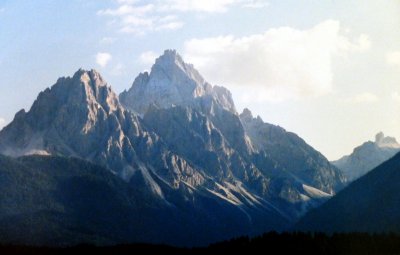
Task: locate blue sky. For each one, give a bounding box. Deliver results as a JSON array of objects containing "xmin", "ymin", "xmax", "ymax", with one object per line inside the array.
[{"xmin": 0, "ymin": 0, "xmax": 399, "ymax": 159}]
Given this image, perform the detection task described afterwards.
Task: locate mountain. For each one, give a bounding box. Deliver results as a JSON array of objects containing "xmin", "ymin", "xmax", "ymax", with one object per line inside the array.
[
  {"xmin": 295, "ymin": 151, "xmax": 400, "ymax": 233},
  {"xmin": 120, "ymin": 49, "xmax": 235, "ymax": 115},
  {"xmin": 0, "ymin": 68, "xmax": 152, "ymax": 180},
  {"xmin": 0, "ymin": 50, "xmax": 345, "ymax": 245},
  {"xmin": 240, "ymin": 108, "xmax": 344, "ymax": 194},
  {"xmin": 121, "ymin": 50, "xmax": 344, "ymax": 214},
  {"xmin": 0, "ymin": 68, "xmax": 289, "ymax": 245},
  {"xmin": 332, "ymin": 132, "xmax": 400, "ymax": 182}
]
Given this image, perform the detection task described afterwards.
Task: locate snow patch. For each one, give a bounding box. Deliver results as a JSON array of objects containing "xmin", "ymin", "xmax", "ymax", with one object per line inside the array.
[{"xmin": 302, "ymin": 184, "xmax": 332, "ymax": 199}]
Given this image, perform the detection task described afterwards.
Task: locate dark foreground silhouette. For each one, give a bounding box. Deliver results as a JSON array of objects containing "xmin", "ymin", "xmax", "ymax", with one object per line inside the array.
[{"xmin": 2, "ymin": 232, "xmax": 400, "ymax": 255}]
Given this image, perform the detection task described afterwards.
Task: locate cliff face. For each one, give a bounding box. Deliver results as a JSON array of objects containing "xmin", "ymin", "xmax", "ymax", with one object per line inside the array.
[{"xmin": 119, "ymin": 49, "xmax": 236, "ymax": 115}]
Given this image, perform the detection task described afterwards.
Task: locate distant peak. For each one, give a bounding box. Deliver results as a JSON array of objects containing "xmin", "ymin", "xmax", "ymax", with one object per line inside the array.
[
  {"xmin": 375, "ymin": 132, "xmax": 384, "ymax": 143},
  {"xmin": 72, "ymin": 68, "xmax": 107, "ymax": 87},
  {"xmin": 154, "ymin": 49, "xmax": 184, "ymax": 66},
  {"xmin": 149, "ymin": 49, "xmax": 205, "ymax": 87},
  {"xmin": 72, "ymin": 68, "xmax": 87, "ymax": 78},
  {"xmin": 72, "ymin": 68, "xmax": 101, "ymax": 77},
  {"xmin": 14, "ymin": 109, "xmax": 27, "ymax": 121},
  {"xmin": 119, "ymin": 49, "xmax": 236, "ymax": 114},
  {"xmin": 51, "ymin": 69, "xmax": 118, "ymax": 114},
  {"xmin": 163, "ymin": 49, "xmax": 178, "ymax": 57},
  {"xmin": 374, "ymin": 132, "xmax": 400, "ymax": 148},
  {"xmin": 240, "ymin": 108, "xmax": 253, "ymax": 120}
]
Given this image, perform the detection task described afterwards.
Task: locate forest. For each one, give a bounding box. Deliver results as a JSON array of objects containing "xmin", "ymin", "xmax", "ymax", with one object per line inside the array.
[{"xmin": 2, "ymin": 232, "xmax": 400, "ymax": 255}]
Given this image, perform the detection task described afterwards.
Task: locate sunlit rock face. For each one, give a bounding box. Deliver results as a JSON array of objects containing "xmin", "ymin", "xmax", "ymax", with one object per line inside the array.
[
  {"xmin": 0, "ymin": 69, "xmax": 143, "ymax": 178},
  {"xmin": 332, "ymin": 132, "xmax": 400, "ymax": 182},
  {"xmin": 119, "ymin": 49, "xmax": 236, "ymax": 115}
]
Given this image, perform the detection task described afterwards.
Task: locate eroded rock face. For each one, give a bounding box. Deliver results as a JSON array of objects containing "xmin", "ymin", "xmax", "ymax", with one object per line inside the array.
[
  {"xmin": 332, "ymin": 132, "xmax": 400, "ymax": 182},
  {"xmin": 239, "ymin": 108, "xmax": 345, "ymax": 194},
  {"xmin": 119, "ymin": 49, "xmax": 236, "ymax": 115},
  {"xmin": 119, "ymin": 50, "xmax": 344, "ymax": 194},
  {"xmin": 1, "ymin": 69, "xmax": 138, "ymax": 175}
]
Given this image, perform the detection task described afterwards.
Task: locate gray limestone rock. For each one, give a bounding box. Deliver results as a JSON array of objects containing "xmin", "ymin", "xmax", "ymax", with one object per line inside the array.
[{"xmin": 119, "ymin": 49, "xmax": 235, "ymax": 115}]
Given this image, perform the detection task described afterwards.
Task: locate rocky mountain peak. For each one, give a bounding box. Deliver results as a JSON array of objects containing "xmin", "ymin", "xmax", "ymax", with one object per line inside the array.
[
  {"xmin": 375, "ymin": 132, "xmax": 385, "ymax": 143},
  {"xmin": 240, "ymin": 108, "xmax": 253, "ymax": 121},
  {"xmin": 71, "ymin": 68, "xmax": 109, "ymax": 90},
  {"xmin": 65, "ymin": 68, "xmax": 120, "ymax": 114},
  {"xmin": 0, "ymin": 68, "xmax": 125, "ymax": 155},
  {"xmin": 375, "ymin": 132, "xmax": 400, "ymax": 148},
  {"xmin": 0, "ymin": 68, "xmax": 140, "ymax": 174},
  {"xmin": 239, "ymin": 108, "xmax": 264, "ymax": 125},
  {"xmin": 120, "ymin": 49, "xmax": 235, "ymax": 115},
  {"xmin": 154, "ymin": 49, "xmax": 182, "ymax": 66},
  {"xmin": 151, "ymin": 49, "xmax": 205, "ymax": 86}
]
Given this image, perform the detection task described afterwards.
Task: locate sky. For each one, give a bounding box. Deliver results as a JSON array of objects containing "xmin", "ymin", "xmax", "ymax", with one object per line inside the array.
[{"xmin": 0, "ymin": 0, "xmax": 399, "ymax": 160}]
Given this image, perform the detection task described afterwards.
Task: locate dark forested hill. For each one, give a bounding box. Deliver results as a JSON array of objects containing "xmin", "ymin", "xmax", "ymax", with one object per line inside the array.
[{"xmin": 295, "ymin": 152, "xmax": 400, "ymax": 233}]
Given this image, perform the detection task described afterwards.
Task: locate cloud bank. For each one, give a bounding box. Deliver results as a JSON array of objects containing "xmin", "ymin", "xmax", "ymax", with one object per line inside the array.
[
  {"xmin": 393, "ymin": 92, "xmax": 400, "ymax": 103},
  {"xmin": 183, "ymin": 20, "xmax": 370, "ymax": 102},
  {"xmin": 386, "ymin": 51, "xmax": 400, "ymax": 67},
  {"xmin": 96, "ymin": 52, "xmax": 112, "ymax": 67},
  {"xmin": 0, "ymin": 118, "xmax": 5, "ymax": 130},
  {"xmin": 351, "ymin": 92, "xmax": 379, "ymax": 104},
  {"xmin": 140, "ymin": 51, "xmax": 158, "ymax": 65},
  {"xmin": 97, "ymin": 0, "xmax": 268, "ymax": 35}
]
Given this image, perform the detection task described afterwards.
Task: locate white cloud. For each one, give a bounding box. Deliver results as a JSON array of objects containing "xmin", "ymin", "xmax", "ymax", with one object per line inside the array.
[
  {"xmin": 97, "ymin": 4, "xmax": 154, "ymax": 16},
  {"xmin": 159, "ymin": 0, "xmax": 268, "ymax": 12},
  {"xmin": 155, "ymin": 21, "xmax": 184, "ymax": 30},
  {"xmin": 116, "ymin": 0, "xmax": 139, "ymax": 4},
  {"xmin": 160, "ymin": 0, "xmax": 236, "ymax": 13},
  {"xmin": 100, "ymin": 37, "xmax": 116, "ymax": 44},
  {"xmin": 356, "ymin": 34, "xmax": 371, "ymax": 51},
  {"xmin": 0, "ymin": 118, "xmax": 6, "ymax": 129},
  {"xmin": 99, "ymin": 3, "xmax": 185, "ymax": 35},
  {"xmin": 96, "ymin": 52, "xmax": 112, "ymax": 67},
  {"xmin": 241, "ymin": 0, "xmax": 268, "ymax": 9},
  {"xmin": 386, "ymin": 51, "xmax": 400, "ymax": 66},
  {"xmin": 183, "ymin": 20, "xmax": 371, "ymax": 101},
  {"xmin": 351, "ymin": 92, "xmax": 379, "ymax": 103},
  {"xmin": 159, "ymin": 15, "xmax": 179, "ymax": 23},
  {"xmin": 139, "ymin": 51, "xmax": 158, "ymax": 65},
  {"xmin": 392, "ymin": 92, "xmax": 400, "ymax": 102},
  {"xmin": 122, "ymin": 15, "xmax": 153, "ymax": 26},
  {"xmin": 98, "ymin": 0, "xmax": 268, "ymax": 35}
]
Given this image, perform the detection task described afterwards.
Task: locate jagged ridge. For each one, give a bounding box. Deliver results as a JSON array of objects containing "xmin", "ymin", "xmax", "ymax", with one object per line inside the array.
[{"xmin": 332, "ymin": 132, "xmax": 400, "ymax": 181}]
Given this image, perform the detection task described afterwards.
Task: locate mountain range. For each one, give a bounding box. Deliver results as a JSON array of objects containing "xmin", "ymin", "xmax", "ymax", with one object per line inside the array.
[
  {"xmin": 0, "ymin": 50, "xmax": 346, "ymax": 246},
  {"xmin": 332, "ymin": 132, "xmax": 400, "ymax": 182}
]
